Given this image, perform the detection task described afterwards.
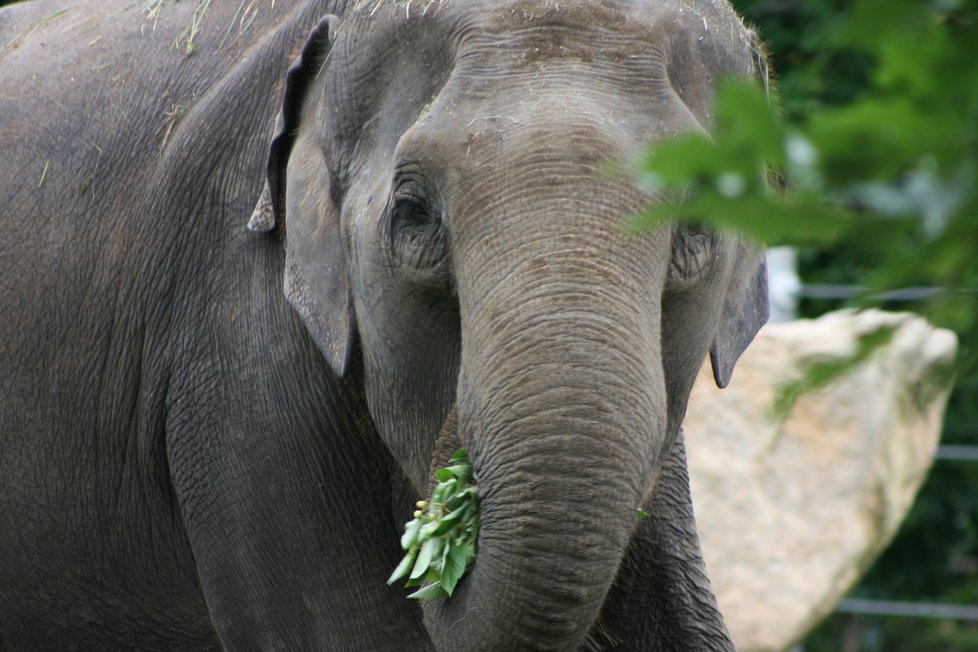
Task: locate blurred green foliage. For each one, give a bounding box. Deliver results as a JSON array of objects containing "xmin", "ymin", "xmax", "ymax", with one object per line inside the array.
[
  {"xmin": 636, "ymin": 0, "xmax": 978, "ymax": 648},
  {"xmin": 633, "ymin": 0, "xmax": 978, "ymax": 352}
]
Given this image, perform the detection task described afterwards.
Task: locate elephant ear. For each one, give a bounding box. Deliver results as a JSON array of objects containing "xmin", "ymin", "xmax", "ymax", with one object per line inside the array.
[
  {"xmin": 248, "ymin": 15, "xmax": 354, "ymax": 377},
  {"xmin": 709, "ymin": 242, "xmax": 769, "ymax": 388},
  {"xmin": 707, "ymin": 35, "xmax": 774, "ymax": 388}
]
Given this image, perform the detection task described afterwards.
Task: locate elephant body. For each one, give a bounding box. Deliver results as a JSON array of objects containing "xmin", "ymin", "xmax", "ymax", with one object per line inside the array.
[{"xmin": 0, "ymin": 1, "xmax": 767, "ymax": 650}]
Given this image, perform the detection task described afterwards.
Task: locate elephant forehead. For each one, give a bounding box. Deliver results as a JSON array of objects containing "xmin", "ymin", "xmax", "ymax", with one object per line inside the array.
[
  {"xmin": 329, "ymin": 0, "xmax": 754, "ymax": 155},
  {"xmin": 393, "ymin": 69, "xmax": 684, "ymax": 186},
  {"xmin": 480, "ymin": 0, "xmax": 635, "ymax": 42},
  {"xmin": 422, "ymin": 2, "xmax": 748, "ymax": 130},
  {"xmin": 348, "ymin": 0, "xmax": 729, "ymax": 27},
  {"xmin": 459, "ymin": 3, "xmax": 669, "ymax": 70},
  {"xmin": 347, "ymin": 0, "xmax": 740, "ymax": 63}
]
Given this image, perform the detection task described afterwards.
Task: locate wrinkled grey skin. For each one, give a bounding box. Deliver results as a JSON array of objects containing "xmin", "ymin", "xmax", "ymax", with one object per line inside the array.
[{"xmin": 0, "ymin": 0, "xmax": 768, "ymax": 650}]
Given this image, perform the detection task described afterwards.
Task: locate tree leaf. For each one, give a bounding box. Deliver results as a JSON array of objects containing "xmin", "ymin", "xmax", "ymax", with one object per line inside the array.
[
  {"xmin": 441, "ymin": 544, "xmax": 475, "ymax": 596},
  {"xmin": 408, "ymin": 583, "xmax": 450, "ymax": 601},
  {"xmin": 454, "ymin": 486, "xmax": 479, "ymax": 499},
  {"xmin": 410, "ymin": 537, "xmax": 441, "ymax": 581},
  {"xmin": 437, "ymin": 464, "xmax": 471, "ymax": 484},
  {"xmin": 387, "ymin": 548, "xmax": 418, "ymax": 585},
  {"xmin": 449, "ymin": 448, "xmax": 470, "ymax": 464},
  {"xmin": 439, "ymin": 563, "xmax": 463, "ymax": 597},
  {"xmin": 399, "ymin": 519, "xmax": 421, "ymax": 550},
  {"xmin": 419, "ymin": 519, "xmax": 441, "ymax": 541},
  {"xmin": 433, "ymin": 504, "xmax": 470, "ymax": 535},
  {"xmin": 390, "ymin": 448, "xmax": 480, "ymax": 599},
  {"xmin": 434, "ymin": 467, "xmax": 453, "ymax": 483}
]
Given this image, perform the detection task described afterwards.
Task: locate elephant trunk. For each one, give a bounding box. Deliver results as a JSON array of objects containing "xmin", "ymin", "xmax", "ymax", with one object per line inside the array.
[{"xmin": 422, "ymin": 171, "xmax": 672, "ymax": 650}]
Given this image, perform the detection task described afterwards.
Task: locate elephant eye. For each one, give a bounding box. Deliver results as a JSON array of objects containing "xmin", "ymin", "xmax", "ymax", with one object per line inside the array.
[
  {"xmin": 667, "ymin": 223, "xmax": 720, "ymax": 291},
  {"xmin": 392, "ymin": 195, "xmax": 439, "ymax": 235},
  {"xmin": 384, "ymin": 175, "xmax": 452, "ymax": 283},
  {"xmin": 389, "ymin": 178, "xmax": 443, "ymax": 245}
]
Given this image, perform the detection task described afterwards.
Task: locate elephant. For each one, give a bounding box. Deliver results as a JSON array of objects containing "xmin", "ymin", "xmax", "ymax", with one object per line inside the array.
[{"xmin": 0, "ymin": 0, "xmax": 769, "ymax": 650}]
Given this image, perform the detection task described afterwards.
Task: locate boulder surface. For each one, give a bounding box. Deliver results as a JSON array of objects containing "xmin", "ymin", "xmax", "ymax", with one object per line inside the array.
[{"xmin": 685, "ymin": 310, "xmax": 957, "ymax": 652}]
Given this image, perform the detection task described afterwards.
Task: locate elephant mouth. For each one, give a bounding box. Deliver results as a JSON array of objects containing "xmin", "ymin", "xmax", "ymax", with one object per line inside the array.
[
  {"xmin": 415, "ymin": 404, "xmax": 637, "ymax": 650},
  {"xmin": 426, "ymin": 406, "xmax": 462, "ymax": 494}
]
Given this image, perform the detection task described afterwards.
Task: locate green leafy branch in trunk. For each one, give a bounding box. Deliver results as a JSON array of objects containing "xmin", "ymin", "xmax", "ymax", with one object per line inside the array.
[{"xmin": 388, "ymin": 449, "xmax": 479, "ymax": 600}]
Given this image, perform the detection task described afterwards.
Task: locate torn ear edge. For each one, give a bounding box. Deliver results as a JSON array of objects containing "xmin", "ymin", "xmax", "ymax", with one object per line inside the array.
[
  {"xmin": 710, "ymin": 243, "xmax": 769, "ymax": 388},
  {"xmin": 248, "ymin": 15, "xmax": 340, "ymax": 233}
]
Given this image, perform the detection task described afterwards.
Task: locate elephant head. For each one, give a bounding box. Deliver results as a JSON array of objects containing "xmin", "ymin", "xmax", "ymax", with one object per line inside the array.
[{"xmin": 252, "ymin": 1, "xmax": 768, "ymax": 648}]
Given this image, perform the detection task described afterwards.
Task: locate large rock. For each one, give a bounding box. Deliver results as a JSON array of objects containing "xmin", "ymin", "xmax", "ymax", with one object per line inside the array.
[{"xmin": 685, "ymin": 310, "xmax": 957, "ymax": 652}]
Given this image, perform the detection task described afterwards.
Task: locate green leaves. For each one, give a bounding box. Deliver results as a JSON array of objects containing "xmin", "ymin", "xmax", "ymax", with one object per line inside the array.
[
  {"xmin": 631, "ymin": 0, "xmax": 978, "ymax": 379},
  {"xmin": 388, "ymin": 449, "xmax": 479, "ymax": 600},
  {"xmin": 386, "ymin": 449, "xmax": 654, "ymax": 599}
]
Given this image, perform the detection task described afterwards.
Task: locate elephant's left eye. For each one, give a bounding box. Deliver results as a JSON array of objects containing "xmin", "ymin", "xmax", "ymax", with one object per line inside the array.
[
  {"xmin": 384, "ymin": 177, "xmax": 452, "ymax": 285},
  {"xmin": 667, "ymin": 223, "xmax": 720, "ymax": 292},
  {"xmin": 392, "ymin": 194, "xmax": 439, "ymax": 237}
]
